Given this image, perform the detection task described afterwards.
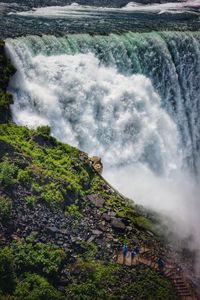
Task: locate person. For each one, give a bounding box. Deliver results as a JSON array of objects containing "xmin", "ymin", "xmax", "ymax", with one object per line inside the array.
[
  {"xmin": 134, "ymin": 246, "xmax": 140, "ymax": 255},
  {"xmin": 122, "ymin": 243, "xmax": 128, "ymax": 259},
  {"xmin": 131, "ymin": 250, "xmax": 137, "ymax": 260},
  {"xmin": 157, "ymin": 258, "xmax": 165, "ymax": 271}
]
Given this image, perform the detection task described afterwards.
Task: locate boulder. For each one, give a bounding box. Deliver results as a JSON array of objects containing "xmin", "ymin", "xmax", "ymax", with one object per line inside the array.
[
  {"xmin": 92, "ymin": 229, "xmax": 103, "ymax": 236},
  {"xmin": 87, "ymin": 194, "xmax": 105, "ymax": 208},
  {"xmin": 111, "ymin": 218, "xmax": 126, "ymax": 231},
  {"xmin": 90, "ymin": 156, "xmax": 103, "ymax": 174},
  {"xmin": 102, "ymin": 213, "xmax": 111, "ymax": 221}
]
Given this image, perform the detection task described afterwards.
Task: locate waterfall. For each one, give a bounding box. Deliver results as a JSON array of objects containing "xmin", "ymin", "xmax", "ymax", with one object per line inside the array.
[{"xmin": 5, "ymin": 32, "xmax": 200, "ymax": 247}]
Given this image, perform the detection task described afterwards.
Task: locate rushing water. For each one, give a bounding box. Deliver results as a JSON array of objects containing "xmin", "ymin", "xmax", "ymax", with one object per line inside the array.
[
  {"xmin": 0, "ymin": 1, "xmax": 200, "ymax": 37},
  {"xmin": 6, "ymin": 32, "xmax": 200, "ymax": 175}
]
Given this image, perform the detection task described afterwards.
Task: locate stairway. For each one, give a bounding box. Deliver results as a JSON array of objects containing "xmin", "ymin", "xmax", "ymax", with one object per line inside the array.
[{"xmin": 117, "ymin": 249, "xmax": 198, "ymax": 300}]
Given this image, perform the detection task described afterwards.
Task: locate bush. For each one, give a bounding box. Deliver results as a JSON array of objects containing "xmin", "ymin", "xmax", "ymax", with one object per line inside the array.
[
  {"xmin": 14, "ymin": 273, "xmax": 64, "ymax": 300},
  {"xmin": 65, "ymin": 204, "xmax": 82, "ymax": 221},
  {"xmin": 0, "ymin": 92, "xmax": 14, "ymax": 108},
  {"xmin": 0, "ymin": 92, "xmax": 14, "ymax": 123},
  {"xmin": 24, "ymin": 195, "xmax": 36, "ymax": 207},
  {"xmin": 0, "ymin": 195, "xmax": 12, "ymax": 222},
  {"xmin": 0, "ymin": 160, "xmax": 17, "ymax": 188},
  {"xmin": 12, "ymin": 241, "xmax": 66, "ymax": 278},
  {"xmin": 36, "ymin": 126, "xmax": 51, "ymax": 136},
  {"xmin": 41, "ymin": 189, "xmax": 64, "ymax": 208},
  {"xmin": 0, "ymin": 247, "xmax": 16, "ymax": 294},
  {"xmin": 17, "ymin": 169, "xmax": 32, "ymax": 187}
]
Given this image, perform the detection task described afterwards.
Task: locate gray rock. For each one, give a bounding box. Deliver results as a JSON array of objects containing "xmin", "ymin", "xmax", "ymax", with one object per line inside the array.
[
  {"xmin": 102, "ymin": 213, "xmax": 111, "ymax": 221},
  {"xmin": 87, "ymin": 194, "xmax": 105, "ymax": 208},
  {"xmin": 87, "ymin": 235, "xmax": 96, "ymax": 243},
  {"xmin": 111, "ymin": 218, "xmax": 126, "ymax": 230},
  {"xmin": 127, "ymin": 226, "xmax": 133, "ymax": 231},
  {"xmin": 92, "ymin": 229, "xmax": 103, "ymax": 236},
  {"xmin": 47, "ymin": 226, "xmax": 59, "ymax": 234}
]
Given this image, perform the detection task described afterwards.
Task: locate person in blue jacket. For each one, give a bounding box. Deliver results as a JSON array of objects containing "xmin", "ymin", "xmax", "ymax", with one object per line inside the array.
[
  {"xmin": 157, "ymin": 258, "xmax": 165, "ymax": 271},
  {"xmin": 122, "ymin": 243, "xmax": 128, "ymax": 259}
]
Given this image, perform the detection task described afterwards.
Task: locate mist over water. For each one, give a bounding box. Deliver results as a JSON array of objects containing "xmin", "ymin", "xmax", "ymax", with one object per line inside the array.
[{"xmin": 6, "ymin": 32, "xmax": 200, "ymax": 259}]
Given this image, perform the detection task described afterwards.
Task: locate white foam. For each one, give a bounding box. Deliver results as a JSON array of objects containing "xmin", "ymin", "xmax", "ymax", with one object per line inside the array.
[{"xmin": 12, "ymin": 0, "xmax": 200, "ymax": 17}]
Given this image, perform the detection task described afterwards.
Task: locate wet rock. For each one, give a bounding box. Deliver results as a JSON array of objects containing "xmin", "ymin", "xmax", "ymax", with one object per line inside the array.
[
  {"xmin": 11, "ymin": 234, "xmax": 21, "ymax": 241},
  {"xmin": 47, "ymin": 226, "xmax": 59, "ymax": 234},
  {"xmin": 127, "ymin": 226, "xmax": 133, "ymax": 231},
  {"xmin": 87, "ymin": 235, "xmax": 96, "ymax": 243},
  {"xmin": 102, "ymin": 213, "xmax": 111, "ymax": 221},
  {"xmin": 98, "ymin": 224, "xmax": 107, "ymax": 232},
  {"xmin": 111, "ymin": 218, "xmax": 126, "ymax": 231},
  {"xmin": 87, "ymin": 194, "xmax": 105, "ymax": 208},
  {"xmin": 109, "ymin": 211, "xmax": 116, "ymax": 217},
  {"xmin": 92, "ymin": 229, "xmax": 103, "ymax": 236}
]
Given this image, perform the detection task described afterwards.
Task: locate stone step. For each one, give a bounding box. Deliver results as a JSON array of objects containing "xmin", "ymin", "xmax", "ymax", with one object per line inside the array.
[
  {"xmin": 124, "ymin": 251, "xmax": 132, "ymax": 266},
  {"xmin": 116, "ymin": 252, "xmax": 197, "ymax": 300},
  {"xmin": 117, "ymin": 253, "xmax": 124, "ymax": 265}
]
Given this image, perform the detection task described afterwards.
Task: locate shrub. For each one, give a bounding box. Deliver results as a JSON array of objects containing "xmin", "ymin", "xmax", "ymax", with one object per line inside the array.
[
  {"xmin": 0, "ymin": 92, "xmax": 14, "ymax": 123},
  {"xmin": 17, "ymin": 169, "xmax": 32, "ymax": 187},
  {"xmin": 41, "ymin": 189, "xmax": 64, "ymax": 208},
  {"xmin": 0, "ymin": 160, "xmax": 17, "ymax": 188},
  {"xmin": 12, "ymin": 241, "xmax": 66, "ymax": 278},
  {"xmin": 0, "ymin": 92, "xmax": 14, "ymax": 108},
  {"xmin": 65, "ymin": 204, "xmax": 82, "ymax": 221},
  {"xmin": 0, "ymin": 195, "xmax": 12, "ymax": 222},
  {"xmin": 36, "ymin": 126, "xmax": 51, "ymax": 136},
  {"xmin": 14, "ymin": 273, "xmax": 64, "ymax": 300},
  {"xmin": 0, "ymin": 247, "xmax": 16, "ymax": 294},
  {"xmin": 24, "ymin": 195, "xmax": 36, "ymax": 207}
]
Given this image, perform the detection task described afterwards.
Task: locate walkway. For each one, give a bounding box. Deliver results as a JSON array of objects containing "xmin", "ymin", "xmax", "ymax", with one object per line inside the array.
[{"xmin": 117, "ymin": 247, "xmax": 198, "ymax": 300}]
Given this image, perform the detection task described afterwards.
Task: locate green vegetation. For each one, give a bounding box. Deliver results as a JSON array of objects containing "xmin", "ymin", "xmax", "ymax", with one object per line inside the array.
[
  {"xmin": 11, "ymin": 238, "xmax": 66, "ymax": 278},
  {"xmin": 0, "ymin": 123, "xmax": 94, "ymax": 209},
  {"xmin": 0, "ymin": 239, "xmax": 67, "ymax": 298},
  {"xmin": 65, "ymin": 204, "xmax": 83, "ymax": 221},
  {"xmin": 0, "ymin": 159, "xmax": 17, "ymax": 188},
  {"xmin": 14, "ymin": 273, "xmax": 64, "ymax": 300},
  {"xmin": 0, "ymin": 247, "xmax": 16, "ymax": 294},
  {"xmin": 0, "ymin": 195, "xmax": 12, "ymax": 222},
  {"xmin": 36, "ymin": 125, "xmax": 51, "ymax": 136},
  {"xmin": 0, "ymin": 240, "xmax": 178, "ymax": 299},
  {"xmin": 66, "ymin": 259, "xmax": 178, "ymax": 300}
]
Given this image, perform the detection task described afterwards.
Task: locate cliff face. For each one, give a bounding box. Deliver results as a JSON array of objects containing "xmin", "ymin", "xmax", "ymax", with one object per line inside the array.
[
  {"xmin": 0, "ymin": 40, "xmax": 15, "ymax": 123},
  {"xmin": 0, "ymin": 40, "xmax": 178, "ymax": 300}
]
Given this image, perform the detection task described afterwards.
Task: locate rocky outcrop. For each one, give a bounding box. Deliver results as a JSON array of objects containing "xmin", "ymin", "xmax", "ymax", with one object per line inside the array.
[{"xmin": 90, "ymin": 156, "xmax": 103, "ymax": 174}]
